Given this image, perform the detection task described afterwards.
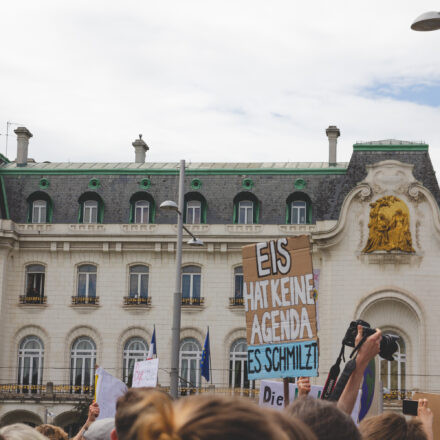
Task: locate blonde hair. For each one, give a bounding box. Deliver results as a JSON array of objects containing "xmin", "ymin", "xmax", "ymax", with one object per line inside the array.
[
  {"xmin": 128, "ymin": 393, "xmax": 315, "ymax": 440},
  {"xmin": 359, "ymin": 412, "xmax": 408, "ymax": 440},
  {"xmin": 35, "ymin": 425, "xmax": 67, "ymax": 440},
  {"xmin": 0, "ymin": 424, "xmax": 48, "ymax": 440}
]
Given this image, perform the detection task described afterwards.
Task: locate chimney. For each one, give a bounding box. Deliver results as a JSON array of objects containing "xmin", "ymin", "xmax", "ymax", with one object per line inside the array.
[
  {"xmin": 132, "ymin": 134, "xmax": 149, "ymax": 163},
  {"xmin": 14, "ymin": 127, "xmax": 33, "ymax": 167},
  {"xmin": 326, "ymin": 125, "xmax": 340, "ymax": 166}
]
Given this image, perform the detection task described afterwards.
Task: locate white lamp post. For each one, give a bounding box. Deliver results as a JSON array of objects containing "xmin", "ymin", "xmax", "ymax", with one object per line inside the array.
[
  {"xmin": 411, "ymin": 11, "xmax": 440, "ymax": 31},
  {"xmin": 160, "ymin": 160, "xmax": 204, "ymax": 399}
]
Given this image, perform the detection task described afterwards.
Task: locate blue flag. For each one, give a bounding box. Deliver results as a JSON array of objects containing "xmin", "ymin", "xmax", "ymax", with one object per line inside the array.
[{"xmin": 200, "ymin": 329, "xmax": 210, "ymax": 381}]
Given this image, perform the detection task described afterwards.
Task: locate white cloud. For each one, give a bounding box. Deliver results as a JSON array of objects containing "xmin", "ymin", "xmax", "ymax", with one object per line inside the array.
[{"xmin": 0, "ymin": 0, "xmax": 439, "ymax": 171}]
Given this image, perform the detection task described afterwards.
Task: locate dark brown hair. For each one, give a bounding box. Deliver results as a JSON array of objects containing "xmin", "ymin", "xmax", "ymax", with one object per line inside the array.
[
  {"xmin": 359, "ymin": 412, "xmax": 408, "ymax": 440},
  {"xmin": 287, "ymin": 397, "xmax": 361, "ymax": 440},
  {"xmin": 35, "ymin": 425, "xmax": 68, "ymax": 440}
]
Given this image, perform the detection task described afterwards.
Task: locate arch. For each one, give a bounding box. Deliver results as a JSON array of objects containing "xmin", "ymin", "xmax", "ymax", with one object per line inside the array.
[
  {"xmin": 355, "ymin": 288, "xmax": 425, "ymax": 391},
  {"xmin": 70, "ymin": 336, "xmax": 97, "ymax": 394},
  {"xmin": 122, "ymin": 337, "xmax": 149, "ymax": 385},
  {"xmin": 0, "ymin": 410, "xmax": 43, "ymax": 427},
  {"xmin": 129, "ymin": 191, "xmax": 156, "ymax": 224},
  {"xmin": 26, "ymin": 191, "xmax": 53, "ymax": 223},
  {"xmin": 77, "ymin": 192, "xmax": 104, "ymax": 224},
  {"xmin": 233, "ymin": 191, "xmax": 260, "ymax": 224},
  {"xmin": 183, "ymin": 192, "xmax": 207, "ymax": 224},
  {"xmin": 54, "ymin": 411, "xmax": 83, "ymax": 437},
  {"xmin": 286, "ymin": 191, "xmax": 313, "ymax": 224},
  {"xmin": 17, "ymin": 336, "xmax": 44, "ymax": 394},
  {"xmin": 179, "ymin": 337, "xmax": 202, "ymax": 393}
]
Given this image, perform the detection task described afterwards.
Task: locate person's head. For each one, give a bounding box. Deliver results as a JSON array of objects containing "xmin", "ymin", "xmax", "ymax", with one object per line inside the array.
[
  {"xmin": 35, "ymin": 425, "xmax": 67, "ymax": 440},
  {"xmin": 113, "ymin": 388, "xmax": 171, "ymax": 440},
  {"xmin": 0, "ymin": 424, "xmax": 48, "ymax": 440},
  {"xmin": 266, "ymin": 408, "xmax": 317, "ymax": 440},
  {"xmin": 359, "ymin": 412, "xmax": 408, "ymax": 440},
  {"xmin": 407, "ymin": 419, "xmax": 428, "ymax": 440},
  {"xmin": 286, "ymin": 397, "xmax": 361, "ymax": 440},
  {"xmin": 130, "ymin": 393, "xmax": 313, "ymax": 440},
  {"xmin": 83, "ymin": 418, "xmax": 114, "ymax": 440}
]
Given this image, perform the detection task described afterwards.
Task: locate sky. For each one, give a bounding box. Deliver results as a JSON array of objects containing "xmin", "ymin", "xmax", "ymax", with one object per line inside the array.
[{"xmin": 0, "ymin": 1, "xmax": 440, "ymax": 170}]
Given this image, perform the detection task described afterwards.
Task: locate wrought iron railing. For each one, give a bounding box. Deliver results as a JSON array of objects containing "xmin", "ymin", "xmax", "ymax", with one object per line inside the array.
[
  {"xmin": 229, "ymin": 297, "xmax": 244, "ymax": 306},
  {"xmin": 123, "ymin": 296, "xmax": 151, "ymax": 306},
  {"xmin": 19, "ymin": 295, "xmax": 47, "ymax": 305},
  {"xmin": 0, "ymin": 384, "xmax": 94, "ymax": 395},
  {"xmin": 181, "ymin": 297, "xmax": 205, "ymax": 306},
  {"xmin": 71, "ymin": 296, "xmax": 99, "ymax": 305}
]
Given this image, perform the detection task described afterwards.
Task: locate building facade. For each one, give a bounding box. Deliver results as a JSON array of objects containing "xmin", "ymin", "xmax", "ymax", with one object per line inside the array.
[{"xmin": 0, "ymin": 126, "xmax": 439, "ymax": 429}]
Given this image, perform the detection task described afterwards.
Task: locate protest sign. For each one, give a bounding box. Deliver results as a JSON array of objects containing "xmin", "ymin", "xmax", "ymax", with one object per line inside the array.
[
  {"xmin": 259, "ymin": 380, "xmax": 361, "ymax": 423},
  {"xmin": 132, "ymin": 358, "xmax": 159, "ymax": 388},
  {"xmin": 413, "ymin": 392, "xmax": 440, "ymax": 440},
  {"xmin": 95, "ymin": 367, "xmax": 128, "ymax": 419},
  {"xmin": 242, "ymin": 236, "xmax": 318, "ymax": 380}
]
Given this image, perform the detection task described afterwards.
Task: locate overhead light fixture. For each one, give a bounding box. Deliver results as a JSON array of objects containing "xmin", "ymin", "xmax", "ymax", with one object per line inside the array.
[{"xmin": 411, "ymin": 11, "xmax": 440, "ymax": 31}]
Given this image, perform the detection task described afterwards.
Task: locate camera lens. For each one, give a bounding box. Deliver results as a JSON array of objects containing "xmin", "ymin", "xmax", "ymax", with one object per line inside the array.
[{"xmin": 379, "ymin": 334, "xmax": 399, "ymax": 361}]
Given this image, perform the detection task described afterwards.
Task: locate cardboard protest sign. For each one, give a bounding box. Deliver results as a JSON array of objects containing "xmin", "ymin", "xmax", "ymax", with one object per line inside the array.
[
  {"xmin": 132, "ymin": 358, "xmax": 159, "ymax": 388},
  {"xmin": 259, "ymin": 380, "xmax": 361, "ymax": 423},
  {"xmin": 413, "ymin": 393, "xmax": 440, "ymax": 440},
  {"xmin": 95, "ymin": 367, "xmax": 128, "ymax": 419},
  {"xmin": 242, "ymin": 236, "xmax": 318, "ymax": 380}
]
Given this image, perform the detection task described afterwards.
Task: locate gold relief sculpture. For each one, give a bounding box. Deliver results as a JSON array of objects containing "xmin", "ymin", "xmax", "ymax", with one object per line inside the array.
[{"xmin": 363, "ymin": 195, "xmax": 415, "ymax": 253}]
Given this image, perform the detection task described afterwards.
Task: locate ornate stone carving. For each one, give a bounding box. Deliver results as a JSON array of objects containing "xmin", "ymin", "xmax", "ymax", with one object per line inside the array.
[{"xmin": 363, "ymin": 195, "xmax": 415, "ymax": 253}]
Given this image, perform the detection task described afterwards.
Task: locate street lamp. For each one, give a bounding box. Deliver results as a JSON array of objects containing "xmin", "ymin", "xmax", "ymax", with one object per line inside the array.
[
  {"xmin": 411, "ymin": 11, "xmax": 440, "ymax": 31},
  {"xmin": 160, "ymin": 159, "xmax": 204, "ymax": 399}
]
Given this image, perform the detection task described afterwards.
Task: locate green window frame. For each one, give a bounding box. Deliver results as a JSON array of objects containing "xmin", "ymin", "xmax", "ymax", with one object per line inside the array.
[
  {"xmin": 78, "ymin": 192, "xmax": 104, "ymax": 224},
  {"xmin": 285, "ymin": 192, "xmax": 313, "ymax": 224},
  {"xmin": 26, "ymin": 191, "xmax": 53, "ymax": 224},
  {"xmin": 233, "ymin": 192, "xmax": 260, "ymax": 224},
  {"xmin": 183, "ymin": 192, "xmax": 207, "ymax": 224},
  {"xmin": 129, "ymin": 192, "xmax": 156, "ymax": 224}
]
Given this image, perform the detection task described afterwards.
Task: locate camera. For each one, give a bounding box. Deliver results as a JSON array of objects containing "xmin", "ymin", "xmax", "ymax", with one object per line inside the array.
[{"xmin": 342, "ymin": 319, "xmax": 399, "ymax": 361}]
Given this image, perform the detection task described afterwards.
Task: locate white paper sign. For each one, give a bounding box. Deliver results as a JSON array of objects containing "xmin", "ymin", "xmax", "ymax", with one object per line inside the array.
[
  {"xmin": 95, "ymin": 367, "xmax": 128, "ymax": 419},
  {"xmin": 259, "ymin": 380, "xmax": 361, "ymax": 423},
  {"xmin": 132, "ymin": 358, "xmax": 159, "ymax": 388}
]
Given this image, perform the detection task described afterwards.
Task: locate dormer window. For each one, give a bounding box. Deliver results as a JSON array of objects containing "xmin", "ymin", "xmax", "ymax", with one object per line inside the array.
[
  {"xmin": 134, "ymin": 200, "xmax": 150, "ymax": 224},
  {"xmin": 84, "ymin": 201, "xmax": 98, "ymax": 224},
  {"xmin": 129, "ymin": 192, "xmax": 155, "ymax": 224},
  {"xmin": 291, "ymin": 200, "xmax": 307, "ymax": 224},
  {"xmin": 286, "ymin": 192, "xmax": 312, "ymax": 225},
  {"xmin": 238, "ymin": 201, "xmax": 253, "ymax": 224},
  {"xmin": 186, "ymin": 201, "xmax": 201, "ymax": 224},
  {"xmin": 233, "ymin": 192, "xmax": 259, "ymax": 225},
  {"xmin": 78, "ymin": 192, "xmax": 104, "ymax": 224},
  {"xmin": 27, "ymin": 191, "xmax": 52, "ymax": 224}
]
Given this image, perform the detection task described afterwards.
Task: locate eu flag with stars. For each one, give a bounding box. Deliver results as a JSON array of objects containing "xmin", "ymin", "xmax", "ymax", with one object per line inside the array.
[{"xmin": 200, "ymin": 329, "xmax": 210, "ymax": 381}]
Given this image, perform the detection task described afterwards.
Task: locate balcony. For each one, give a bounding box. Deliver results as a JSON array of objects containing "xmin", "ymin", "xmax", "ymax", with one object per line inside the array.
[
  {"xmin": 229, "ymin": 297, "xmax": 244, "ymax": 306},
  {"xmin": 71, "ymin": 296, "xmax": 99, "ymax": 305},
  {"xmin": 19, "ymin": 295, "xmax": 47, "ymax": 305},
  {"xmin": 181, "ymin": 297, "xmax": 204, "ymax": 306},
  {"xmin": 123, "ymin": 296, "xmax": 151, "ymax": 306}
]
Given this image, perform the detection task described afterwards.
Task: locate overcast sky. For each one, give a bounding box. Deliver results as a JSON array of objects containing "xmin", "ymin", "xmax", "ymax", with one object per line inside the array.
[{"xmin": 0, "ymin": 1, "xmax": 439, "ymax": 170}]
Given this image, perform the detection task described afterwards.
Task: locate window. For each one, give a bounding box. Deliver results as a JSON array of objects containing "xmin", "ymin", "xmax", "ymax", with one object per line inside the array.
[
  {"xmin": 129, "ymin": 192, "xmax": 155, "ymax": 224},
  {"xmin": 233, "ymin": 192, "xmax": 259, "ymax": 225},
  {"xmin": 182, "ymin": 266, "xmax": 201, "ymax": 304},
  {"xmin": 123, "ymin": 337, "xmax": 148, "ymax": 386},
  {"xmin": 27, "ymin": 191, "xmax": 52, "ymax": 223},
  {"xmin": 129, "ymin": 265, "xmax": 149, "ymax": 298},
  {"xmin": 238, "ymin": 201, "xmax": 253, "ymax": 224},
  {"xmin": 70, "ymin": 337, "xmax": 96, "ymax": 394},
  {"xmin": 286, "ymin": 192, "xmax": 312, "ymax": 225},
  {"xmin": 291, "ymin": 201, "xmax": 307, "ymax": 224},
  {"xmin": 186, "ymin": 201, "xmax": 201, "ymax": 224},
  {"xmin": 179, "ymin": 338, "xmax": 201, "ymax": 394},
  {"xmin": 83, "ymin": 201, "xmax": 98, "ymax": 224},
  {"xmin": 234, "ymin": 267, "xmax": 243, "ymax": 298},
  {"xmin": 77, "ymin": 265, "xmax": 97, "ymax": 298},
  {"xmin": 17, "ymin": 336, "xmax": 44, "ymax": 394},
  {"xmin": 32, "ymin": 201, "xmax": 47, "ymax": 224},
  {"xmin": 229, "ymin": 339, "xmax": 254, "ymax": 390},
  {"xmin": 25, "ymin": 264, "xmax": 45, "ymax": 298},
  {"xmin": 380, "ymin": 337, "xmax": 406, "ymax": 397},
  {"xmin": 78, "ymin": 192, "xmax": 104, "ymax": 224},
  {"xmin": 134, "ymin": 201, "xmax": 150, "ymax": 224}
]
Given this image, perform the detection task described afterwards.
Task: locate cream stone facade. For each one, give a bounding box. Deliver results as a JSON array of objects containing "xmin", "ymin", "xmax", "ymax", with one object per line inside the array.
[{"xmin": 0, "ymin": 130, "xmax": 439, "ymax": 429}]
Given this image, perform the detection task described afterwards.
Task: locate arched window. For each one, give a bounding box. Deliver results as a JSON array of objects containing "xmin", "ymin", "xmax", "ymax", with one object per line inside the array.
[
  {"xmin": 129, "ymin": 192, "xmax": 155, "ymax": 224},
  {"xmin": 380, "ymin": 337, "xmax": 406, "ymax": 397},
  {"xmin": 179, "ymin": 338, "xmax": 201, "ymax": 394},
  {"xmin": 129, "ymin": 265, "xmax": 149, "ymax": 298},
  {"xmin": 24, "ymin": 264, "xmax": 45, "ymax": 303},
  {"xmin": 75, "ymin": 265, "xmax": 97, "ymax": 304},
  {"xmin": 184, "ymin": 192, "xmax": 207, "ymax": 224},
  {"xmin": 123, "ymin": 337, "xmax": 149, "ymax": 386},
  {"xmin": 286, "ymin": 192, "xmax": 312, "ymax": 224},
  {"xmin": 70, "ymin": 337, "xmax": 96, "ymax": 394},
  {"xmin": 17, "ymin": 336, "xmax": 44, "ymax": 394},
  {"xmin": 229, "ymin": 339, "xmax": 254, "ymax": 390},
  {"xmin": 27, "ymin": 191, "xmax": 52, "ymax": 223},
  {"xmin": 233, "ymin": 192, "xmax": 259, "ymax": 225},
  {"xmin": 78, "ymin": 192, "xmax": 104, "ymax": 224},
  {"xmin": 182, "ymin": 266, "xmax": 202, "ymax": 305}
]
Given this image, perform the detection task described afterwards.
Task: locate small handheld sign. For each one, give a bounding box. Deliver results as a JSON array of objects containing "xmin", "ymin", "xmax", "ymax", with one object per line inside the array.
[{"xmin": 242, "ymin": 236, "xmax": 319, "ymax": 381}]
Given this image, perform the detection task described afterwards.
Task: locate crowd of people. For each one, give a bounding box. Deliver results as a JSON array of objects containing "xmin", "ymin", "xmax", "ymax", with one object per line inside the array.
[{"xmin": 0, "ymin": 327, "xmax": 434, "ymax": 440}]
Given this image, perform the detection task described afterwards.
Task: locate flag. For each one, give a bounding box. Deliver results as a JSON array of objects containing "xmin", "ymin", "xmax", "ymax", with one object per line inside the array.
[
  {"xmin": 200, "ymin": 329, "xmax": 210, "ymax": 382},
  {"xmin": 147, "ymin": 326, "xmax": 156, "ymax": 359}
]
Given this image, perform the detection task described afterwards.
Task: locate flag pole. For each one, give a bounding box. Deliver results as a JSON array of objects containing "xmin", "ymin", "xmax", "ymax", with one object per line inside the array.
[{"xmin": 208, "ymin": 326, "xmax": 212, "ymax": 384}]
